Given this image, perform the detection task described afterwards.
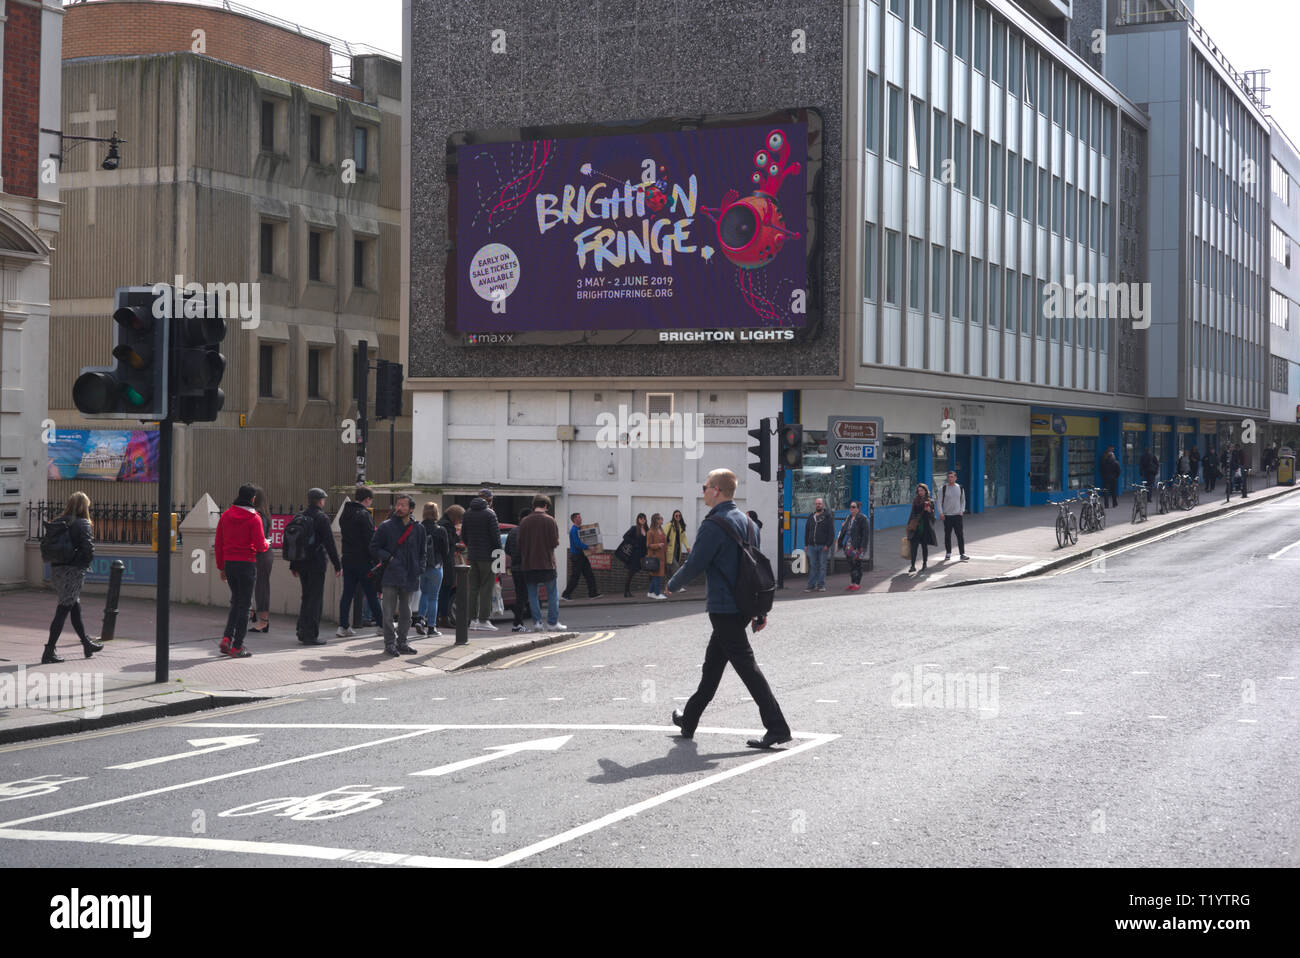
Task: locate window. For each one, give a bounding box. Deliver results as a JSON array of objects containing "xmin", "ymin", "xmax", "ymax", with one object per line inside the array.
[
  {"xmin": 1036, "ymin": 279, "xmax": 1047, "ymax": 336},
  {"xmin": 990, "ymin": 144, "xmax": 1003, "ymax": 207},
  {"xmin": 1025, "ymin": 48, "xmax": 1037, "ymax": 108},
  {"xmin": 354, "ymin": 126, "xmax": 370, "ymax": 174},
  {"xmin": 309, "ymin": 231, "xmax": 322, "ymax": 281},
  {"xmin": 1053, "ymin": 66, "xmax": 1064, "ymax": 124},
  {"xmin": 1021, "ymin": 275, "xmax": 1031, "ymax": 335},
  {"xmin": 1103, "ymin": 107, "xmax": 1114, "ymax": 157},
  {"xmin": 353, "ymin": 238, "xmax": 368, "ymax": 288},
  {"xmin": 1008, "ymin": 33, "xmax": 1021, "ymax": 94},
  {"xmin": 1039, "ymin": 56, "xmax": 1050, "ymax": 116},
  {"xmin": 1037, "ymin": 168, "xmax": 1048, "ymax": 227},
  {"xmin": 933, "ymin": 109, "xmax": 948, "ymax": 182},
  {"xmin": 935, "ymin": 0, "xmax": 949, "ymax": 47},
  {"xmin": 1022, "ymin": 159, "xmax": 1033, "ymax": 219},
  {"xmin": 989, "ymin": 264, "xmax": 1001, "ymax": 328},
  {"xmin": 955, "ymin": 0, "xmax": 970, "ymax": 61},
  {"xmin": 910, "ymin": 97, "xmax": 927, "ymax": 172},
  {"xmin": 971, "ymin": 132, "xmax": 983, "ymax": 199},
  {"xmin": 1007, "ymin": 152, "xmax": 1019, "ymax": 214},
  {"xmin": 866, "ymin": 74, "xmax": 880, "ymax": 153},
  {"xmin": 1065, "ymin": 185, "xmax": 1076, "ymax": 238},
  {"xmin": 1052, "ymin": 176, "xmax": 1062, "ymax": 233},
  {"xmin": 258, "ymin": 344, "xmax": 275, "ymax": 398},
  {"xmin": 885, "ymin": 229, "xmax": 901, "ymax": 304},
  {"xmin": 1272, "ymin": 291, "xmax": 1289, "ymax": 329},
  {"xmin": 1272, "ymin": 355, "xmax": 1289, "ymax": 393},
  {"xmin": 991, "ymin": 20, "xmax": 1005, "ymax": 85},
  {"xmin": 931, "ymin": 245, "xmax": 946, "ymax": 316},
  {"xmin": 910, "ymin": 237, "xmax": 924, "ymax": 307},
  {"xmin": 1272, "ymin": 224, "xmax": 1291, "ymax": 268},
  {"xmin": 887, "ymin": 85, "xmax": 903, "ymax": 162},
  {"xmin": 966, "ymin": 256, "xmax": 979, "ymax": 323},
  {"xmin": 1068, "ymin": 79, "xmax": 1078, "ymax": 135},
  {"xmin": 259, "ymin": 223, "xmax": 274, "ymax": 275},
  {"xmin": 307, "ymin": 348, "xmax": 323, "ymax": 400},
  {"xmin": 889, "ymin": 0, "xmax": 903, "ymax": 16},
  {"xmin": 1006, "ymin": 270, "xmax": 1017, "ymax": 333},
  {"xmin": 309, "ymin": 114, "xmax": 322, "ymax": 164},
  {"xmin": 913, "ymin": 0, "xmax": 927, "ymax": 31},
  {"xmin": 864, "ymin": 223, "xmax": 877, "ymax": 301},
  {"xmin": 260, "ymin": 101, "xmax": 276, "ymax": 151},
  {"xmin": 1101, "ymin": 203, "xmax": 1110, "ymax": 255},
  {"xmin": 1273, "ymin": 157, "xmax": 1290, "ymax": 205},
  {"xmin": 1091, "ymin": 99, "xmax": 1100, "ymax": 149},
  {"xmin": 973, "ymin": 6, "xmax": 988, "ymax": 73},
  {"xmin": 1090, "ymin": 197, "xmax": 1100, "ymax": 249}
]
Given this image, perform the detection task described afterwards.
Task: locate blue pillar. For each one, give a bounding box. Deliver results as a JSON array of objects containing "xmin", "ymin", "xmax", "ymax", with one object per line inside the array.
[
  {"xmin": 917, "ymin": 433, "xmax": 934, "ymax": 495},
  {"xmin": 782, "ymin": 390, "xmax": 797, "ymax": 555},
  {"xmin": 1010, "ymin": 436, "xmax": 1030, "ymax": 506},
  {"xmin": 970, "ymin": 436, "xmax": 986, "ymax": 513}
]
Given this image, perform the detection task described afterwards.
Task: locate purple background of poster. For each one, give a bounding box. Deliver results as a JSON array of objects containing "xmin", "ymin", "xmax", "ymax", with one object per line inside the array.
[{"xmin": 454, "ymin": 121, "xmax": 809, "ymax": 334}]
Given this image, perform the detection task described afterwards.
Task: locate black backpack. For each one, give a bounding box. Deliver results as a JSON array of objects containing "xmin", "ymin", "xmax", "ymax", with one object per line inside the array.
[
  {"xmin": 40, "ymin": 517, "xmax": 78, "ymax": 565},
  {"xmin": 281, "ymin": 511, "xmax": 318, "ymax": 562},
  {"xmin": 708, "ymin": 514, "xmax": 775, "ymax": 620}
]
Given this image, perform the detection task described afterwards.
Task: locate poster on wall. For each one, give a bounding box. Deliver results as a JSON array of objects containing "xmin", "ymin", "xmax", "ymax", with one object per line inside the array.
[
  {"xmin": 446, "ymin": 108, "xmax": 823, "ymax": 346},
  {"xmin": 46, "ymin": 429, "xmax": 160, "ymax": 482}
]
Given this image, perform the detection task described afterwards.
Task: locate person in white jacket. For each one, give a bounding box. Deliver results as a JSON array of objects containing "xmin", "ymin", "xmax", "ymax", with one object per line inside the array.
[{"xmin": 937, "ymin": 472, "xmax": 969, "ymax": 561}]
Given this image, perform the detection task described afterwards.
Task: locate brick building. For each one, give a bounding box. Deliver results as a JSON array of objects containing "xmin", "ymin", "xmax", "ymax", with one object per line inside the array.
[{"xmin": 0, "ymin": 0, "xmax": 63, "ymax": 587}]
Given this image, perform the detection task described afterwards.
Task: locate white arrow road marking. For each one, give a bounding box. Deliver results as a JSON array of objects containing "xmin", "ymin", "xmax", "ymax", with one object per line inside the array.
[
  {"xmin": 408, "ymin": 735, "xmax": 573, "ymax": 777},
  {"xmin": 106, "ymin": 736, "xmax": 260, "ymax": 770}
]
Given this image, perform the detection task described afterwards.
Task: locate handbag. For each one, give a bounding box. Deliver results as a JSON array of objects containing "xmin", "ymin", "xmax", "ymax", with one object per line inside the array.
[
  {"xmin": 844, "ymin": 544, "xmax": 862, "ymax": 561},
  {"xmin": 615, "ymin": 540, "xmax": 634, "ymax": 562},
  {"xmin": 906, "ymin": 516, "xmax": 919, "ymax": 533},
  {"xmin": 899, "ymin": 536, "xmax": 911, "ymax": 560},
  {"xmin": 642, "ymin": 556, "xmax": 660, "ymax": 572},
  {"xmin": 368, "ymin": 521, "xmax": 416, "ymax": 583}
]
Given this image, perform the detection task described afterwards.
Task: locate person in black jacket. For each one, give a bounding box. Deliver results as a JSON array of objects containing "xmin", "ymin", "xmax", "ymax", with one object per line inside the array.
[
  {"xmin": 415, "ymin": 501, "xmax": 449, "ymax": 637},
  {"xmin": 292, "ymin": 487, "xmax": 341, "ymax": 645},
  {"xmin": 461, "ymin": 489, "xmax": 501, "ymax": 631},
  {"xmin": 907, "ymin": 484, "xmax": 938, "ymax": 574},
  {"xmin": 436, "ymin": 504, "xmax": 465, "ymax": 628},
  {"xmin": 505, "ymin": 509, "xmax": 532, "ymax": 633},
  {"xmin": 837, "ymin": 501, "xmax": 869, "ymax": 590},
  {"xmin": 337, "ymin": 487, "xmax": 384, "ymax": 638},
  {"xmin": 803, "ymin": 498, "xmax": 836, "ymax": 591},
  {"xmin": 43, "ymin": 491, "xmax": 103, "ymax": 664},
  {"xmin": 369, "ymin": 494, "xmax": 427, "ymax": 656},
  {"xmin": 1139, "ymin": 447, "xmax": 1159, "ymax": 493},
  {"xmin": 1100, "ymin": 447, "xmax": 1121, "ymax": 508},
  {"xmin": 620, "ymin": 514, "xmax": 648, "ymax": 597}
]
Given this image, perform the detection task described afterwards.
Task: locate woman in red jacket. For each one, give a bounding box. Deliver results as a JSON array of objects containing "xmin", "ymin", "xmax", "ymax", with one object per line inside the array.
[{"xmin": 215, "ymin": 484, "xmax": 270, "ymax": 657}]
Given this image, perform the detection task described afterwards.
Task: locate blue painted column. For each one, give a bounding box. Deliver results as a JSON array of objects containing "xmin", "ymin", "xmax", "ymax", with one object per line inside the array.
[
  {"xmin": 917, "ymin": 434, "xmax": 934, "ymax": 495},
  {"xmin": 970, "ymin": 436, "xmax": 986, "ymax": 513},
  {"xmin": 1010, "ymin": 436, "xmax": 1030, "ymax": 506},
  {"xmin": 782, "ymin": 390, "xmax": 797, "ymax": 556}
]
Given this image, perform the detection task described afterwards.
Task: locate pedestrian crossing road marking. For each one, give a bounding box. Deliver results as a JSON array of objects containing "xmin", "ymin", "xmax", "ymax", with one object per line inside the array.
[{"xmin": 0, "ymin": 722, "xmax": 838, "ymax": 869}]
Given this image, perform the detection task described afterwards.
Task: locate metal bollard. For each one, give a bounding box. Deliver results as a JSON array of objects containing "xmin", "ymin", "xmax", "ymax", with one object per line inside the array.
[
  {"xmin": 454, "ymin": 563, "xmax": 469, "ymax": 645},
  {"xmin": 101, "ymin": 560, "xmax": 125, "ymax": 642}
]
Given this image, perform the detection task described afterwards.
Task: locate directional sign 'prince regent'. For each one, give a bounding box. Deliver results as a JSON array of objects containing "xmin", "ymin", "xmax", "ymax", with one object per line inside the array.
[{"xmin": 446, "ymin": 109, "xmax": 824, "ymax": 347}]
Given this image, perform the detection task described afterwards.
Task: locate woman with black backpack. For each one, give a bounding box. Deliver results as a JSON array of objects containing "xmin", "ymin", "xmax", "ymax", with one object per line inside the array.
[
  {"xmin": 42, "ymin": 492, "xmax": 103, "ymax": 664},
  {"xmin": 619, "ymin": 513, "xmax": 649, "ymax": 598}
]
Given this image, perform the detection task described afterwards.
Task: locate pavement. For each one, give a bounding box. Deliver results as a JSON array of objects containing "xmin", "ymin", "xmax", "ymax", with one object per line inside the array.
[{"xmin": 2, "ymin": 476, "xmax": 1295, "ymax": 743}]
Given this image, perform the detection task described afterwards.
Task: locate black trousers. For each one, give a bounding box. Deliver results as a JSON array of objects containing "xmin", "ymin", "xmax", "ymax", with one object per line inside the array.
[
  {"xmin": 1102, "ymin": 480, "xmax": 1118, "ymax": 508},
  {"xmin": 942, "ymin": 515, "xmax": 966, "ymax": 554},
  {"xmin": 563, "ymin": 552, "xmax": 599, "ymax": 598},
  {"xmin": 847, "ymin": 555, "xmax": 864, "ymax": 584},
  {"xmin": 223, "ymin": 560, "xmax": 256, "ymax": 646},
  {"xmin": 511, "ymin": 571, "xmax": 530, "ymax": 626},
  {"xmin": 681, "ymin": 613, "xmax": 790, "ymax": 738},
  {"xmin": 295, "ymin": 558, "xmax": 327, "ymax": 641},
  {"xmin": 909, "ymin": 538, "xmax": 929, "ymax": 566}
]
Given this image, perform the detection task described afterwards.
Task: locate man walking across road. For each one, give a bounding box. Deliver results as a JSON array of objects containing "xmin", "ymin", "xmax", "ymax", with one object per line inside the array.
[
  {"xmin": 370, "ymin": 494, "xmax": 426, "ymax": 656},
  {"xmin": 461, "ymin": 488, "xmax": 501, "ymax": 631},
  {"xmin": 803, "ymin": 497, "xmax": 835, "ymax": 592},
  {"xmin": 665, "ymin": 468, "xmax": 792, "ymax": 750},
  {"xmin": 561, "ymin": 512, "xmax": 602, "ymax": 601},
  {"xmin": 938, "ymin": 472, "xmax": 970, "ymax": 561},
  {"xmin": 519, "ymin": 496, "xmax": 568, "ymax": 633},
  {"xmin": 288, "ymin": 487, "xmax": 341, "ymax": 646}
]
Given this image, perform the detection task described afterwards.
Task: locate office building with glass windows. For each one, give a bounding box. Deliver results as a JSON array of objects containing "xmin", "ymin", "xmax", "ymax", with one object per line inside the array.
[{"xmin": 1265, "ymin": 123, "xmax": 1300, "ymax": 453}]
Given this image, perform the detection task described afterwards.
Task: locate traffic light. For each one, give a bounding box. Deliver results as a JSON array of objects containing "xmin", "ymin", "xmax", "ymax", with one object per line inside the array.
[
  {"xmin": 780, "ymin": 423, "xmax": 804, "ymax": 470},
  {"xmin": 168, "ymin": 288, "xmax": 226, "ymax": 423},
  {"xmin": 374, "ymin": 360, "xmax": 404, "ymax": 419},
  {"xmin": 747, "ymin": 417, "xmax": 772, "ymax": 482},
  {"xmin": 73, "ymin": 286, "xmax": 170, "ymax": 419}
]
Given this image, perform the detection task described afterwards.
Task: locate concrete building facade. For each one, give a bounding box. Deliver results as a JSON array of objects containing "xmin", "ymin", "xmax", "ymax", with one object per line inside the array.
[
  {"xmin": 1266, "ymin": 122, "xmax": 1300, "ymax": 451},
  {"xmin": 0, "ymin": 0, "xmax": 63, "ymax": 587},
  {"xmin": 46, "ymin": 0, "xmax": 406, "ymax": 518}
]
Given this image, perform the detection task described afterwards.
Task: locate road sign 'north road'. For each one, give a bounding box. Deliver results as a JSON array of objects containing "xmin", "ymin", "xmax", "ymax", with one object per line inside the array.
[
  {"xmin": 827, "ymin": 415, "xmax": 884, "ymax": 465},
  {"xmin": 834, "ymin": 443, "xmax": 876, "ymax": 461}
]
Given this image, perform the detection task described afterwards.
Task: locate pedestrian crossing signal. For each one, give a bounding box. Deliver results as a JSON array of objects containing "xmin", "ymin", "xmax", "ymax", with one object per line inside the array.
[{"xmin": 747, "ymin": 418, "xmax": 772, "ymax": 482}]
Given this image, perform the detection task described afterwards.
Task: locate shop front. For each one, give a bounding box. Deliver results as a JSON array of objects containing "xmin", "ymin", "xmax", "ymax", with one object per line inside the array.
[
  {"xmin": 1028, "ymin": 408, "xmax": 1119, "ymax": 504},
  {"xmin": 1120, "ymin": 419, "xmax": 1147, "ymax": 490}
]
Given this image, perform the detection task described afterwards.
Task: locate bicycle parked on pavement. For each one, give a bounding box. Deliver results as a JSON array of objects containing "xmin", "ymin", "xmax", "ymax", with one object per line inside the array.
[
  {"xmin": 1054, "ymin": 498, "xmax": 1079, "ymax": 549},
  {"xmin": 1174, "ymin": 473, "xmax": 1200, "ymax": 511},
  {"xmin": 1130, "ymin": 482, "xmax": 1150, "ymax": 524},
  {"xmin": 1077, "ymin": 487, "xmax": 1106, "ymax": 533},
  {"xmin": 1155, "ymin": 478, "xmax": 1174, "ymax": 515}
]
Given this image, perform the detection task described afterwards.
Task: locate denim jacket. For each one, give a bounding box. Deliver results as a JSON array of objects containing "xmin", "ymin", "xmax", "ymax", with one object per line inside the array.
[{"xmin": 665, "ymin": 500, "xmax": 756, "ymax": 614}]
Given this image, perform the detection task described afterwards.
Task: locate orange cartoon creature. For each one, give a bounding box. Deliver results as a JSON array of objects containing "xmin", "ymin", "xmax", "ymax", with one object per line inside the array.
[{"xmin": 701, "ymin": 128, "xmax": 802, "ymax": 269}]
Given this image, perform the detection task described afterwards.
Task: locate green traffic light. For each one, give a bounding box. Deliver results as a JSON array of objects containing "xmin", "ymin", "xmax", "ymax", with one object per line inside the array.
[{"xmin": 123, "ymin": 385, "xmax": 150, "ymax": 407}]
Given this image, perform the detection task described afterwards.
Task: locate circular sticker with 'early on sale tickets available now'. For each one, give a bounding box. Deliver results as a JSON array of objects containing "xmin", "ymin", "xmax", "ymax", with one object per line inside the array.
[{"xmin": 470, "ymin": 243, "xmax": 520, "ymax": 303}]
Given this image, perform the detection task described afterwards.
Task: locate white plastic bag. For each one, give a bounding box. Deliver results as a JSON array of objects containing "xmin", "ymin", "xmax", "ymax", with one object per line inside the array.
[{"xmin": 491, "ymin": 580, "xmax": 505, "ymax": 616}]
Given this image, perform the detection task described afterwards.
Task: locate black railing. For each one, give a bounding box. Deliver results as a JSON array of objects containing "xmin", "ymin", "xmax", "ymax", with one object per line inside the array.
[{"xmin": 28, "ymin": 501, "xmax": 189, "ymax": 546}]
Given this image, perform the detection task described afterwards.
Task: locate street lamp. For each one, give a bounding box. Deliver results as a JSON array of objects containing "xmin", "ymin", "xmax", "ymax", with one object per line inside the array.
[{"xmin": 40, "ymin": 128, "xmax": 127, "ymax": 170}]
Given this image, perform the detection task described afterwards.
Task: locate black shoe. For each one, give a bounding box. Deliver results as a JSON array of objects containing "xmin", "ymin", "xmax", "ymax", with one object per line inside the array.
[
  {"xmin": 908, "ymin": 565, "xmax": 916, "ymax": 573},
  {"xmin": 396, "ymin": 644, "xmax": 418, "ymax": 654},
  {"xmin": 671, "ymin": 709, "xmax": 693, "ymax": 740},
  {"xmin": 590, "ymin": 592, "xmax": 604, "ymax": 599},
  {"xmin": 40, "ymin": 647, "xmax": 63, "ymax": 665},
  {"xmin": 746, "ymin": 730, "xmax": 793, "ymax": 749},
  {"xmin": 623, "ymin": 591, "xmax": 632, "ymax": 598},
  {"xmin": 384, "ymin": 646, "xmax": 400, "ymax": 657},
  {"xmin": 301, "ymin": 638, "xmax": 327, "ymax": 646},
  {"xmin": 81, "ymin": 637, "xmax": 103, "ymax": 658}
]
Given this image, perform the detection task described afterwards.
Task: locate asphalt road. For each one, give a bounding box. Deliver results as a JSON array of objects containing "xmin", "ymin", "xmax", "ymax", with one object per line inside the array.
[{"xmin": 2, "ymin": 493, "xmax": 1297, "ymax": 868}]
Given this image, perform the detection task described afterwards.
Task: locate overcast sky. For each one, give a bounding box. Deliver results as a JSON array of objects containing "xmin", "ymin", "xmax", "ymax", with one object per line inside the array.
[{"xmin": 152, "ymin": 2, "xmax": 1300, "ymax": 144}]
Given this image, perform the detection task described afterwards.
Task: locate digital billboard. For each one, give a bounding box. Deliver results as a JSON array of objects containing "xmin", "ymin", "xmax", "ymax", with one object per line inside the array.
[{"xmin": 446, "ymin": 108, "xmax": 824, "ymax": 346}]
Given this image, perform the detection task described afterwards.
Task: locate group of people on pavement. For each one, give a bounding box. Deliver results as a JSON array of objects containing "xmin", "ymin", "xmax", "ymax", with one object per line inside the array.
[{"xmin": 1138, "ymin": 442, "xmax": 1252, "ymax": 497}]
